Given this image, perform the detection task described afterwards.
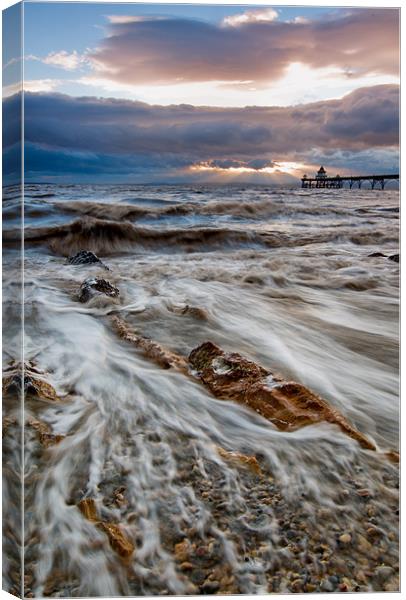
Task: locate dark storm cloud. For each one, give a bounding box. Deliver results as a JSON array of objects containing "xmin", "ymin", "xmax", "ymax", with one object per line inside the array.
[
  {"xmin": 20, "ymin": 85, "xmax": 398, "ymax": 156},
  {"xmin": 3, "ymin": 84, "xmax": 399, "ymax": 181},
  {"xmin": 89, "ymin": 9, "xmax": 399, "ymax": 86}
]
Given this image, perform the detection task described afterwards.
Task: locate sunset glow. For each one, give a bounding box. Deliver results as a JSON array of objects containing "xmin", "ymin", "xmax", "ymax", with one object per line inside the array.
[{"xmin": 190, "ymin": 161, "xmax": 314, "ymax": 178}]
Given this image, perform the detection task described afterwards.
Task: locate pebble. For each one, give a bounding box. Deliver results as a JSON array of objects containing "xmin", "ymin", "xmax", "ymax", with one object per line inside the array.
[
  {"xmin": 357, "ymin": 489, "xmax": 372, "ymax": 498},
  {"xmin": 339, "ymin": 533, "xmax": 352, "ymax": 544},
  {"xmin": 200, "ymin": 581, "xmax": 220, "ymax": 594},
  {"xmin": 290, "ymin": 578, "xmax": 304, "ymax": 592},
  {"xmin": 190, "ymin": 569, "xmax": 207, "ymax": 585},
  {"xmin": 320, "ymin": 578, "xmax": 334, "ymax": 592},
  {"xmin": 357, "ymin": 535, "xmax": 372, "ymax": 553},
  {"xmin": 374, "ymin": 566, "xmax": 394, "ymax": 582},
  {"xmin": 174, "ymin": 540, "xmax": 190, "ymax": 563}
]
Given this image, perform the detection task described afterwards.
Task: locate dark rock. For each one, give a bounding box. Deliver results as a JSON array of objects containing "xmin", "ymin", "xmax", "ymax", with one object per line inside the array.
[
  {"xmin": 200, "ymin": 581, "xmax": 220, "ymax": 594},
  {"xmin": 388, "ymin": 254, "xmax": 399, "ymax": 263},
  {"xmin": 67, "ymin": 250, "xmax": 108, "ymax": 269},
  {"xmin": 368, "ymin": 252, "xmax": 386, "ymax": 258},
  {"xmin": 189, "ymin": 569, "xmax": 207, "ymax": 586},
  {"xmin": 78, "ymin": 278, "xmax": 119, "ymax": 303}
]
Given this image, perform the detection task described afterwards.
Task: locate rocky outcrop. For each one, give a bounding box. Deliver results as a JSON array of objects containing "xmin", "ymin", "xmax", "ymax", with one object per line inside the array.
[
  {"xmin": 111, "ymin": 316, "xmax": 188, "ymax": 372},
  {"xmin": 77, "ymin": 498, "xmax": 134, "ymax": 559},
  {"xmin": 388, "ymin": 254, "xmax": 399, "ymax": 263},
  {"xmin": 189, "ymin": 341, "xmax": 376, "ymax": 451},
  {"xmin": 78, "ymin": 278, "xmax": 119, "ymax": 303},
  {"xmin": 67, "ymin": 250, "xmax": 109, "ymax": 269},
  {"xmin": 3, "ymin": 366, "xmax": 62, "ymax": 404}
]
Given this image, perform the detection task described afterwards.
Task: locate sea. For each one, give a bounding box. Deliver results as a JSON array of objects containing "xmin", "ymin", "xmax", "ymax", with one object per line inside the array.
[{"xmin": 2, "ymin": 183, "xmax": 400, "ymax": 596}]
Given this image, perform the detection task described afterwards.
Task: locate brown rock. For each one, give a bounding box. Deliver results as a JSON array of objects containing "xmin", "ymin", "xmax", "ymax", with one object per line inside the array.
[
  {"xmin": 77, "ymin": 498, "xmax": 134, "ymax": 559},
  {"xmin": 98, "ymin": 522, "xmax": 134, "ymax": 559},
  {"xmin": 385, "ymin": 450, "xmax": 400, "ymax": 463},
  {"xmin": 78, "ymin": 498, "xmax": 99, "ymax": 522},
  {"xmin": 216, "ymin": 447, "xmax": 262, "ymax": 475},
  {"xmin": 27, "ymin": 417, "xmax": 65, "ymax": 448},
  {"xmin": 168, "ymin": 304, "xmax": 209, "ymax": 321},
  {"xmin": 356, "ymin": 489, "xmax": 372, "ymax": 498},
  {"xmin": 112, "ymin": 316, "xmax": 188, "ymax": 372},
  {"xmin": 189, "ymin": 342, "xmax": 376, "ymax": 451},
  {"xmin": 174, "ymin": 539, "xmax": 190, "ymax": 563},
  {"xmin": 3, "ymin": 369, "xmax": 62, "ymax": 403},
  {"xmin": 2, "ymin": 415, "xmax": 18, "ymax": 434}
]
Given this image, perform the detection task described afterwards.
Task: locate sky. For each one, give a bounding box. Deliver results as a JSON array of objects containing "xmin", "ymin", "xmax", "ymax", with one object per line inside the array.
[{"xmin": 2, "ymin": 2, "xmax": 400, "ymax": 184}]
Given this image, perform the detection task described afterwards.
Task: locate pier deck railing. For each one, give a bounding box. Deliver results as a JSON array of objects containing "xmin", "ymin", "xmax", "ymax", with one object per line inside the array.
[{"xmin": 301, "ymin": 174, "xmax": 399, "ymax": 190}]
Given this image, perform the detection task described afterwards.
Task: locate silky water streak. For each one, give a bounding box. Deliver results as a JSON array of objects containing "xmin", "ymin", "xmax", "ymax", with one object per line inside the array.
[{"xmin": 2, "ymin": 183, "xmax": 400, "ymax": 596}]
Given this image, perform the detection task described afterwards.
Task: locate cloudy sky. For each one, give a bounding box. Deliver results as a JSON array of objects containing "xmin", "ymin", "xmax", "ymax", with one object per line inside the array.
[{"xmin": 3, "ymin": 2, "xmax": 400, "ymax": 184}]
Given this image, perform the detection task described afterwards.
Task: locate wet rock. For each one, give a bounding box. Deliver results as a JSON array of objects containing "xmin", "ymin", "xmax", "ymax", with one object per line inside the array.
[
  {"xmin": 168, "ymin": 304, "xmax": 209, "ymax": 321},
  {"xmin": 374, "ymin": 566, "xmax": 394, "ymax": 585},
  {"xmin": 78, "ymin": 277, "xmax": 119, "ymax": 303},
  {"xmin": 190, "ymin": 569, "xmax": 207, "ymax": 586},
  {"xmin": 98, "ymin": 522, "xmax": 134, "ymax": 559},
  {"xmin": 67, "ymin": 250, "xmax": 108, "ymax": 269},
  {"xmin": 112, "ymin": 316, "xmax": 188, "ymax": 372},
  {"xmin": 189, "ymin": 341, "xmax": 376, "ymax": 451},
  {"xmin": 388, "ymin": 254, "xmax": 399, "ymax": 263},
  {"xmin": 3, "ymin": 366, "xmax": 62, "ymax": 404},
  {"xmin": 320, "ymin": 578, "xmax": 334, "ymax": 592},
  {"xmin": 216, "ymin": 446, "xmax": 262, "ymax": 476},
  {"xmin": 368, "ymin": 252, "xmax": 387, "ymax": 258},
  {"xmin": 200, "ymin": 580, "xmax": 220, "ymax": 594},
  {"xmin": 356, "ymin": 488, "xmax": 372, "ymax": 498},
  {"xmin": 385, "ymin": 450, "xmax": 400, "ymax": 463},
  {"xmin": 78, "ymin": 498, "xmax": 99, "ymax": 522},
  {"xmin": 77, "ymin": 498, "xmax": 134, "ymax": 559},
  {"xmin": 27, "ymin": 417, "xmax": 65, "ymax": 448},
  {"xmin": 174, "ymin": 539, "xmax": 191, "ymax": 563}
]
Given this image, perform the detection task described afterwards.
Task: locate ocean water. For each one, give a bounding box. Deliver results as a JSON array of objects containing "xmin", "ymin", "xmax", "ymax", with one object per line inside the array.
[{"xmin": 2, "ymin": 184, "xmax": 399, "ymax": 596}]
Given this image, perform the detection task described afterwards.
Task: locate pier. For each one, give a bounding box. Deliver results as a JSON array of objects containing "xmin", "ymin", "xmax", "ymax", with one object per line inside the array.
[{"xmin": 301, "ymin": 166, "xmax": 399, "ymax": 190}]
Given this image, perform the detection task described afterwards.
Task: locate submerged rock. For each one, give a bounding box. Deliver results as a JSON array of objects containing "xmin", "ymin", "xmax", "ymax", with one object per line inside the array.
[
  {"xmin": 168, "ymin": 304, "xmax": 209, "ymax": 321},
  {"xmin": 111, "ymin": 316, "xmax": 188, "ymax": 372},
  {"xmin": 367, "ymin": 252, "xmax": 399, "ymax": 263},
  {"xmin": 216, "ymin": 446, "xmax": 262, "ymax": 476},
  {"xmin": 26, "ymin": 417, "xmax": 65, "ymax": 448},
  {"xmin": 189, "ymin": 341, "xmax": 376, "ymax": 451},
  {"xmin": 78, "ymin": 497, "xmax": 134, "ymax": 559},
  {"xmin": 388, "ymin": 254, "xmax": 399, "ymax": 263},
  {"xmin": 78, "ymin": 277, "xmax": 119, "ymax": 303},
  {"xmin": 67, "ymin": 250, "xmax": 108, "ymax": 269}
]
